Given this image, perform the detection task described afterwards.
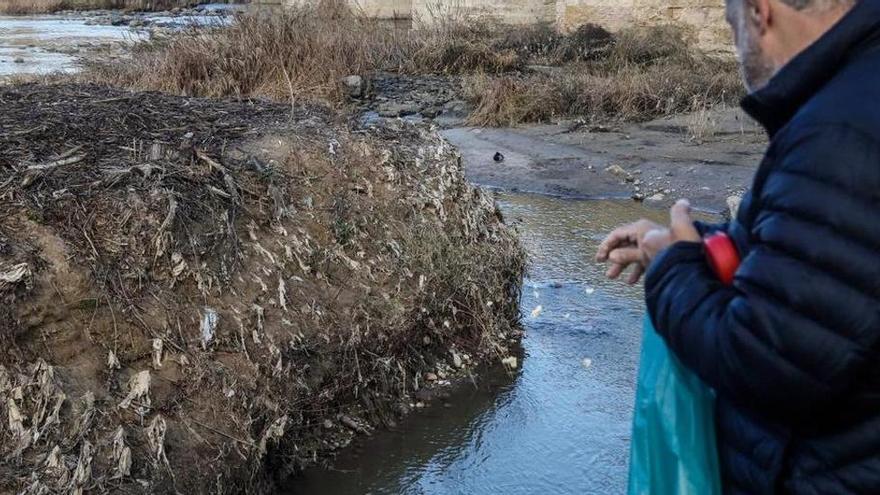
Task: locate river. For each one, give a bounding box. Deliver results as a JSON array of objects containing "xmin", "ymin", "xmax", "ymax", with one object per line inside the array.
[
  {"xmin": 0, "ymin": 4, "xmax": 234, "ymax": 76},
  {"xmin": 287, "ymin": 194, "xmax": 668, "ymax": 494}
]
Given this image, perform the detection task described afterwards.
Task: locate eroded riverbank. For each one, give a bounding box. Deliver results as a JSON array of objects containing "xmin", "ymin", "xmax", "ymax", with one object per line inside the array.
[{"xmin": 288, "ymin": 194, "xmax": 690, "ymax": 494}]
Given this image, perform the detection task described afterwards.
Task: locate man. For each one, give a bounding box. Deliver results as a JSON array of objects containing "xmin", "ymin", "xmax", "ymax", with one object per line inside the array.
[{"xmin": 596, "ymin": 0, "xmax": 880, "ymax": 493}]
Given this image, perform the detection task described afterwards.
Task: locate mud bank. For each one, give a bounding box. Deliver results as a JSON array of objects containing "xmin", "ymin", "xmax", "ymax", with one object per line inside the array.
[
  {"xmin": 444, "ymin": 107, "xmax": 767, "ymax": 214},
  {"xmin": 0, "ymin": 83, "xmax": 525, "ymax": 493}
]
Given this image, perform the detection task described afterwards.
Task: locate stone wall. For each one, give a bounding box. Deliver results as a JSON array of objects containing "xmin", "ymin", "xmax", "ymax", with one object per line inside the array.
[
  {"xmin": 287, "ymin": 0, "xmax": 731, "ymax": 50},
  {"xmin": 555, "ymin": 0, "xmax": 730, "ymax": 51},
  {"xmin": 351, "ymin": 0, "xmax": 412, "ymax": 18},
  {"xmin": 411, "ymin": 0, "xmax": 553, "ymax": 25}
]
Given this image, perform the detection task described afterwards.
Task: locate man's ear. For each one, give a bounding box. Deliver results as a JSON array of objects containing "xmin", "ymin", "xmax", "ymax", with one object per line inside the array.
[{"xmin": 748, "ymin": 0, "xmax": 773, "ymax": 35}]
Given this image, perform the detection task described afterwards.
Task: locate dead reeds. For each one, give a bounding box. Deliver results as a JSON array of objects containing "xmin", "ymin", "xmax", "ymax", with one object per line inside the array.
[
  {"xmin": 465, "ymin": 26, "xmax": 743, "ymax": 126},
  {"xmin": 85, "ymin": 1, "xmax": 743, "ymax": 124}
]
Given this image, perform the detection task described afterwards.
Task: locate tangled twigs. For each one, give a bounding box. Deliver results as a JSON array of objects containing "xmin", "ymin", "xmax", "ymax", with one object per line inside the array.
[{"xmin": 0, "ymin": 83, "xmax": 524, "ymax": 494}]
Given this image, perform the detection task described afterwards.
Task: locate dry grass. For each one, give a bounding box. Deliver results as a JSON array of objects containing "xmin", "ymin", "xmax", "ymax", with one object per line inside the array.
[
  {"xmin": 86, "ymin": 0, "xmax": 520, "ymax": 103},
  {"xmin": 465, "ymin": 26, "xmax": 743, "ymax": 126},
  {"xmin": 0, "ymin": 0, "xmax": 194, "ymax": 14},
  {"xmin": 85, "ymin": 2, "xmax": 742, "ymax": 123}
]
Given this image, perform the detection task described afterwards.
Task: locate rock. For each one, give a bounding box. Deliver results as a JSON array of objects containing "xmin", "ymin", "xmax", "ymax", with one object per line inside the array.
[
  {"xmin": 421, "ymin": 106, "xmax": 441, "ymax": 119},
  {"xmin": 341, "ymin": 75, "xmax": 364, "ymax": 99},
  {"xmin": 501, "ymin": 356, "xmax": 518, "ymax": 369},
  {"xmin": 647, "ymin": 193, "xmax": 665, "ymax": 202},
  {"xmin": 605, "ymin": 164, "xmax": 629, "ymax": 179},
  {"xmin": 493, "ymin": 152, "xmax": 504, "ymax": 163},
  {"xmin": 424, "ymin": 372, "xmax": 438, "ymax": 382},
  {"xmin": 129, "ymin": 18, "xmax": 144, "ymax": 28},
  {"xmin": 13, "ymin": 58, "xmax": 24, "ymax": 64},
  {"xmin": 377, "ymin": 102, "xmax": 420, "ymax": 118},
  {"xmin": 322, "ymin": 419, "xmax": 334, "ymax": 429}
]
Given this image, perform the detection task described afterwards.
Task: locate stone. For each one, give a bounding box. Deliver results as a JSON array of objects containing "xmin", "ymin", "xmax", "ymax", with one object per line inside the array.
[
  {"xmin": 424, "ymin": 372, "xmax": 438, "ymax": 381},
  {"xmin": 605, "ymin": 164, "xmax": 629, "ymax": 179},
  {"xmin": 421, "ymin": 106, "xmax": 441, "ymax": 119},
  {"xmin": 647, "ymin": 193, "xmax": 665, "ymax": 202},
  {"xmin": 341, "ymin": 75, "xmax": 364, "ymax": 98},
  {"xmin": 377, "ymin": 102, "xmax": 421, "ymax": 118},
  {"xmin": 13, "ymin": 58, "xmax": 24, "ymax": 64}
]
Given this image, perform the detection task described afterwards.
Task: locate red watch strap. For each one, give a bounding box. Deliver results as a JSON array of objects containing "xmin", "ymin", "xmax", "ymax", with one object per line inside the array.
[{"xmin": 703, "ymin": 232, "xmax": 740, "ymax": 286}]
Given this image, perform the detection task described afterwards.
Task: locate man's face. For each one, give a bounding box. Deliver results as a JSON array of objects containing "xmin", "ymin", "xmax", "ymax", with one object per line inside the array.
[{"xmin": 727, "ymin": 0, "xmax": 778, "ymax": 92}]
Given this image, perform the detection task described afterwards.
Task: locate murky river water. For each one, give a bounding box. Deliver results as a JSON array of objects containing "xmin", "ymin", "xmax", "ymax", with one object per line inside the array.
[
  {"xmin": 288, "ymin": 193, "xmax": 669, "ymax": 494},
  {"xmin": 0, "ymin": 4, "xmax": 234, "ymax": 76}
]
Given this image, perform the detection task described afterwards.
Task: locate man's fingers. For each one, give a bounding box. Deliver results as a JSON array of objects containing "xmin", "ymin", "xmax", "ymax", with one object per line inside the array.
[
  {"xmin": 626, "ymin": 265, "xmax": 645, "ymax": 285},
  {"xmin": 596, "ymin": 225, "xmax": 636, "ymax": 261},
  {"xmin": 606, "ymin": 263, "xmax": 626, "ymax": 280},
  {"xmin": 608, "ymin": 247, "xmax": 642, "ymax": 266},
  {"xmin": 670, "ymin": 199, "xmax": 701, "ymax": 242}
]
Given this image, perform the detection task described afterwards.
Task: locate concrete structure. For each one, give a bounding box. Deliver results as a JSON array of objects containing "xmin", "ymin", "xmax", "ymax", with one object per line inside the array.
[
  {"xmin": 411, "ymin": 0, "xmax": 554, "ymax": 25},
  {"xmin": 292, "ymin": 0, "xmax": 730, "ymax": 50},
  {"xmin": 351, "ymin": 0, "xmax": 412, "ymax": 18},
  {"xmin": 555, "ymin": 0, "xmax": 728, "ymax": 50}
]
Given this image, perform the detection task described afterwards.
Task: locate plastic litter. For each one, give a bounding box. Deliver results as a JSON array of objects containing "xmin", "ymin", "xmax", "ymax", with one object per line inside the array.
[{"xmin": 628, "ymin": 317, "xmax": 721, "ymax": 495}]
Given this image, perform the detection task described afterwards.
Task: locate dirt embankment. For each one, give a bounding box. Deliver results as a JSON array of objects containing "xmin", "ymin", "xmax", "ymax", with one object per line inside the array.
[{"xmin": 0, "ymin": 83, "xmax": 525, "ymax": 493}]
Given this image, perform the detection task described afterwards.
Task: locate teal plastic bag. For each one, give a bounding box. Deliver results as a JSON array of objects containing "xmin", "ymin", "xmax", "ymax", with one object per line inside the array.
[{"xmin": 627, "ymin": 317, "xmax": 722, "ymax": 495}]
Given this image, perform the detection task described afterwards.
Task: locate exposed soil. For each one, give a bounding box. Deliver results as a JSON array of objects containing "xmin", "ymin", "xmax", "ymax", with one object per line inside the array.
[
  {"xmin": 442, "ymin": 107, "xmax": 767, "ymax": 215},
  {"xmin": 0, "ymin": 83, "xmax": 524, "ymax": 493}
]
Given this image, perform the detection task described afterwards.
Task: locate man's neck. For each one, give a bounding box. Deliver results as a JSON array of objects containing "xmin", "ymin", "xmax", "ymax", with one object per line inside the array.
[{"xmin": 772, "ymin": 2, "xmax": 855, "ymax": 68}]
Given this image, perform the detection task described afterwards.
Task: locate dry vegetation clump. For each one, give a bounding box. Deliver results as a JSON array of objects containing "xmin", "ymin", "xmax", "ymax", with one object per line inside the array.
[
  {"xmin": 86, "ymin": 0, "xmax": 520, "ymax": 103},
  {"xmin": 0, "ymin": 83, "xmax": 525, "ymax": 493},
  {"xmin": 494, "ymin": 22, "xmax": 614, "ymax": 64},
  {"xmin": 84, "ymin": 1, "xmax": 741, "ymax": 124},
  {"xmin": 0, "ymin": 0, "xmax": 192, "ymax": 14},
  {"xmin": 465, "ymin": 25, "xmax": 744, "ymax": 126}
]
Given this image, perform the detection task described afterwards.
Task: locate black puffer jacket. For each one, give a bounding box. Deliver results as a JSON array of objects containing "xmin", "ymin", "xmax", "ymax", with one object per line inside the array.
[{"xmin": 645, "ymin": 2, "xmax": 880, "ymax": 494}]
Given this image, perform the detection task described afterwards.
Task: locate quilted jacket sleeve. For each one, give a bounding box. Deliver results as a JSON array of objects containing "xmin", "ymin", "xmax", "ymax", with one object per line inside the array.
[{"xmin": 645, "ymin": 123, "xmax": 880, "ymax": 421}]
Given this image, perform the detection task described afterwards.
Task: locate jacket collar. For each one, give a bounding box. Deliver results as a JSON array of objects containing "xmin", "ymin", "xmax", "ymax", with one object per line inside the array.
[{"xmin": 741, "ymin": 0, "xmax": 880, "ymax": 136}]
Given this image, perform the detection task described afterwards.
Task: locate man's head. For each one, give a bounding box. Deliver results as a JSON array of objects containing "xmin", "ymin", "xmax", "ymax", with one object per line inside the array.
[{"xmin": 726, "ymin": 0, "xmax": 856, "ymax": 91}]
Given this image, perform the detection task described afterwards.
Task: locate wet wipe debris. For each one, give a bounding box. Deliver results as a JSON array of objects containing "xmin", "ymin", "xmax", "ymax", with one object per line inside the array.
[{"xmin": 0, "ymin": 83, "xmax": 525, "ymax": 493}]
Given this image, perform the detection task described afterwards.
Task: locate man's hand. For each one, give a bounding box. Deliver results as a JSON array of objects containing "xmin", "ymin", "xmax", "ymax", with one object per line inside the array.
[
  {"xmin": 596, "ymin": 200, "xmax": 701, "ymax": 285},
  {"xmin": 595, "ymin": 218, "xmax": 663, "ymax": 284}
]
